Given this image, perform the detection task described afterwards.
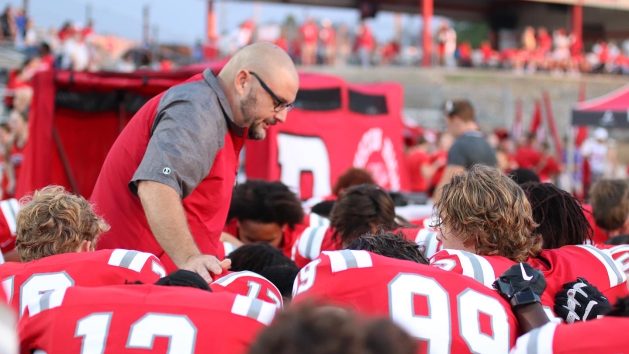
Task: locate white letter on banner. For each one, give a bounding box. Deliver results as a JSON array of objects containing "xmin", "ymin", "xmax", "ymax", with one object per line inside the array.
[{"xmin": 278, "ymin": 133, "xmax": 331, "ymax": 198}]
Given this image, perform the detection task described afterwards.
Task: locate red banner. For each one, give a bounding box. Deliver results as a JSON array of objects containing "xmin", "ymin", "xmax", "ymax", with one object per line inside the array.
[{"xmin": 245, "ymin": 73, "xmax": 409, "ymax": 199}]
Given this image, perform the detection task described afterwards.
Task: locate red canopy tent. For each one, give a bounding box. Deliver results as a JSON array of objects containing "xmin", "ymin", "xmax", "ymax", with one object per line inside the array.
[
  {"xmin": 566, "ymin": 84, "xmax": 629, "ymax": 197},
  {"xmin": 572, "ymin": 84, "xmax": 629, "ymax": 128},
  {"xmin": 17, "ymin": 67, "xmax": 408, "ymax": 199}
]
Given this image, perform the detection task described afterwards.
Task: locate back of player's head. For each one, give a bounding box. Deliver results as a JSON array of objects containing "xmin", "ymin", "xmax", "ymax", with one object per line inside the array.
[
  {"xmin": 589, "ymin": 179, "xmax": 629, "ymax": 232},
  {"xmin": 332, "ymin": 168, "xmax": 375, "ymax": 196},
  {"xmin": 363, "ymin": 318, "xmax": 417, "ymax": 354},
  {"xmin": 16, "ymin": 185, "xmax": 110, "ymax": 262},
  {"xmin": 248, "ymin": 304, "xmax": 364, "ymax": 354},
  {"xmin": 155, "ymin": 270, "xmax": 211, "ymax": 291},
  {"xmin": 521, "ymin": 182, "xmax": 592, "ymax": 248},
  {"xmin": 346, "ymin": 232, "xmax": 428, "ymax": 265},
  {"xmin": 258, "ymin": 264, "xmax": 299, "ymax": 301},
  {"xmin": 444, "ymin": 99, "xmax": 475, "ymax": 122},
  {"xmin": 228, "ymin": 180, "xmax": 304, "ymax": 228},
  {"xmin": 249, "ymin": 303, "xmax": 415, "ymax": 354},
  {"xmin": 228, "ymin": 243, "xmax": 295, "ymax": 274},
  {"xmin": 330, "ymin": 184, "xmax": 399, "ymax": 246},
  {"xmin": 508, "ymin": 168, "xmax": 540, "ymax": 186},
  {"xmin": 435, "ymin": 165, "xmax": 541, "ymax": 262}
]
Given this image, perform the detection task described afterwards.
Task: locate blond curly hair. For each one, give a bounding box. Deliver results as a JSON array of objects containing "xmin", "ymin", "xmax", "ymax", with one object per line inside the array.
[
  {"xmin": 16, "ymin": 186, "xmax": 110, "ymax": 262},
  {"xmin": 435, "ymin": 165, "xmax": 541, "ymax": 262}
]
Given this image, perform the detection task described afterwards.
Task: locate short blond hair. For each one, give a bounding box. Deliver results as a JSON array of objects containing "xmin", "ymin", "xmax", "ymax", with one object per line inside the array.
[
  {"xmin": 16, "ymin": 186, "xmax": 110, "ymax": 262},
  {"xmin": 435, "ymin": 165, "xmax": 541, "ymax": 262}
]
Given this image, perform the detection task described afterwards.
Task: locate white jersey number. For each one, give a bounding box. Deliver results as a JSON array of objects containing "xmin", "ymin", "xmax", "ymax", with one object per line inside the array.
[
  {"xmin": 75, "ymin": 313, "xmax": 196, "ymax": 354},
  {"xmin": 389, "ymin": 273, "xmax": 510, "ymax": 354}
]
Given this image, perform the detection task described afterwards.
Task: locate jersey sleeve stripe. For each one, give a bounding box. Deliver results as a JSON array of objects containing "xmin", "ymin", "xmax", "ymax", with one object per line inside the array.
[
  {"xmin": 297, "ymin": 227, "xmax": 316, "ymax": 259},
  {"xmin": 449, "ymin": 250, "xmax": 489, "ymax": 286},
  {"xmin": 127, "ymin": 252, "xmax": 152, "ymax": 273},
  {"xmin": 214, "ymin": 271, "xmax": 267, "ymax": 287},
  {"xmin": 309, "ymin": 213, "xmax": 330, "ymax": 227},
  {"xmin": 578, "ymin": 245, "xmax": 627, "ymax": 287},
  {"xmin": 353, "ymin": 250, "xmax": 373, "ymax": 268},
  {"xmin": 299, "ymin": 226, "xmax": 328, "ymax": 260}
]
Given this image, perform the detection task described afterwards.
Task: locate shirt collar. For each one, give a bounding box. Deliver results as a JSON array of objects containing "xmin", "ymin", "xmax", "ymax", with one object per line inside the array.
[{"xmin": 202, "ymin": 69, "xmax": 245, "ymax": 137}]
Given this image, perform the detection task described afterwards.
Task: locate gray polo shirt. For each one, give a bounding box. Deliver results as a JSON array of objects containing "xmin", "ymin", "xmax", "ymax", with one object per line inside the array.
[
  {"xmin": 130, "ymin": 69, "xmax": 243, "ymax": 198},
  {"xmin": 447, "ymin": 131, "xmax": 497, "ymax": 169}
]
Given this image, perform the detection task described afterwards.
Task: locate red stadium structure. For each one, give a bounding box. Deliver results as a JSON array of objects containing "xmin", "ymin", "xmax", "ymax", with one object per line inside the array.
[{"xmin": 17, "ymin": 67, "xmax": 408, "ymax": 199}]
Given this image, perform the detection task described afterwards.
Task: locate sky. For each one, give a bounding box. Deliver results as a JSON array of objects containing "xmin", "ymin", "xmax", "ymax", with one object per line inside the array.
[{"xmin": 0, "ymin": 0, "xmax": 438, "ymax": 45}]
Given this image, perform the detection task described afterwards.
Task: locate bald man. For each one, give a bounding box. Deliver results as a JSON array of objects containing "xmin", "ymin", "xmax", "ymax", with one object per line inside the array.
[{"xmin": 91, "ymin": 43, "xmax": 299, "ymax": 281}]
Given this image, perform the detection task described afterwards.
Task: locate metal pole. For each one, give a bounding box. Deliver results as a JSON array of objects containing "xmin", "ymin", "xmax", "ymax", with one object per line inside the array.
[{"xmin": 421, "ymin": 0, "xmax": 433, "ymax": 67}]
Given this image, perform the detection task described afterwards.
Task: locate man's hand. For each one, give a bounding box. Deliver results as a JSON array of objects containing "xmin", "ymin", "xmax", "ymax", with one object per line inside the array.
[
  {"xmin": 554, "ymin": 278, "xmax": 611, "ymax": 324},
  {"xmin": 181, "ymin": 255, "xmax": 231, "ymax": 283}
]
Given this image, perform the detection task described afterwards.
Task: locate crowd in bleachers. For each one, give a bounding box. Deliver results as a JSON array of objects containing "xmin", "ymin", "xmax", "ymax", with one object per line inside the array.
[{"xmin": 220, "ymin": 16, "xmax": 629, "ymax": 75}]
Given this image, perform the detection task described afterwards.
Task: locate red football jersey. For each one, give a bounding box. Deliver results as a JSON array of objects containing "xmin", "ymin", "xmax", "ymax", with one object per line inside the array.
[
  {"xmin": 293, "ymin": 250, "xmax": 520, "ymax": 354},
  {"xmin": 400, "ymin": 217, "xmax": 443, "ymax": 259},
  {"xmin": 212, "ymin": 270, "xmax": 283, "ymax": 308},
  {"xmin": 608, "ymin": 244, "xmax": 629, "ymax": 276},
  {"xmin": 0, "ymin": 198, "xmax": 19, "ymax": 256},
  {"xmin": 0, "ymin": 249, "xmax": 166, "ymax": 316},
  {"xmin": 430, "ymin": 249, "xmax": 516, "ymax": 289},
  {"xmin": 528, "ymin": 245, "xmax": 628, "ymax": 306},
  {"xmin": 19, "ymin": 284, "xmax": 276, "ymax": 354},
  {"xmin": 510, "ymin": 317, "xmax": 629, "ymax": 354},
  {"xmin": 290, "ymin": 225, "xmax": 341, "ymax": 268}
]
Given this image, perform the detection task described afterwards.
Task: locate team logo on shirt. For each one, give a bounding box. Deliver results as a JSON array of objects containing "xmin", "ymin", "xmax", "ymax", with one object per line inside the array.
[{"xmin": 162, "ymin": 167, "xmax": 172, "ymax": 175}]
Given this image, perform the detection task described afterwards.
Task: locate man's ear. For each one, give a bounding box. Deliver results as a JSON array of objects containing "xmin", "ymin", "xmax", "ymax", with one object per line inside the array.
[{"xmin": 234, "ymin": 70, "xmax": 249, "ymax": 96}]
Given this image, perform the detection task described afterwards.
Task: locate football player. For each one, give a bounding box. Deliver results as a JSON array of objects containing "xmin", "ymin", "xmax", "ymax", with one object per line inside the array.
[
  {"xmin": 291, "ymin": 184, "xmax": 413, "ymax": 267},
  {"xmin": 0, "ymin": 186, "xmax": 166, "ymax": 316},
  {"xmin": 495, "ymin": 263, "xmax": 629, "ymax": 354},
  {"xmin": 293, "ymin": 248, "xmax": 520, "ymax": 354},
  {"xmin": 19, "ymin": 270, "xmax": 276, "ymax": 354},
  {"xmin": 431, "ymin": 165, "xmax": 627, "ymax": 316}
]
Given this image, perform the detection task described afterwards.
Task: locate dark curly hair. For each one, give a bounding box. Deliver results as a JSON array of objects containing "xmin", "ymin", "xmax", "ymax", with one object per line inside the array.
[
  {"xmin": 521, "ymin": 182, "xmax": 593, "ymax": 249},
  {"xmin": 228, "ymin": 180, "xmax": 304, "ymax": 227},
  {"xmin": 330, "ymin": 184, "xmax": 401, "ymax": 246},
  {"xmin": 346, "ymin": 231, "xmax": 428, "ymax": 264}
]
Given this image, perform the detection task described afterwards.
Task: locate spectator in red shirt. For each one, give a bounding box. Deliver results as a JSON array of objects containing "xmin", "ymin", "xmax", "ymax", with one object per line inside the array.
[
  {"xmin": 515, "ymin": 132, "xmax": 542, "ymax": 170},
  {"xmin": 355, "ymin": 20, "xmax": 375, "ymax": 67},
  {"xmin": 299, "ymin": 18, "xmax": 318, "ymax": 66},
  {"xmin": 457, "ymin": 41, "xmax": 472, "ymax": 67},
  {"xmin": 537, "ymin": 142, "xmax": 562, "ymax": 183},
  {"xmin": 319, "ymin": 19, "xmax": 336, "ymax": 65},
  {"xmin": 405, "ymin": 135, "xmax": 431, "ymax": 193}
]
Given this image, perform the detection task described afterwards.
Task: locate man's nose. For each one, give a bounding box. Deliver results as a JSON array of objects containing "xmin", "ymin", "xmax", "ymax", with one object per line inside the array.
[{"xmin": 274, "ymin": 108, "xmax": 289, "ymax": 123}]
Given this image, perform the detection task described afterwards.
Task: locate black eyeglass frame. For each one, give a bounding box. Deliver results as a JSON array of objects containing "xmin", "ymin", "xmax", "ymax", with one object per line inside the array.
[{"xmin": 249, "ymin": 71, "xmax": 294, "ymax": 113}]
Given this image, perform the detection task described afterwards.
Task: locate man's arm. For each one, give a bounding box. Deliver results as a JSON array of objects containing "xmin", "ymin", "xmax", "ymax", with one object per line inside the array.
[{"xmin": 137, "ymin": 181, "xmax": 229, "ymax": 282}]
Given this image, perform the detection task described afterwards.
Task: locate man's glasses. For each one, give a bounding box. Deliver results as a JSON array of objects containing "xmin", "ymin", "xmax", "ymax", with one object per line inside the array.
[{"xmin": 249, "ymin": 71, "xmax": 294, "ymax": 113}]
